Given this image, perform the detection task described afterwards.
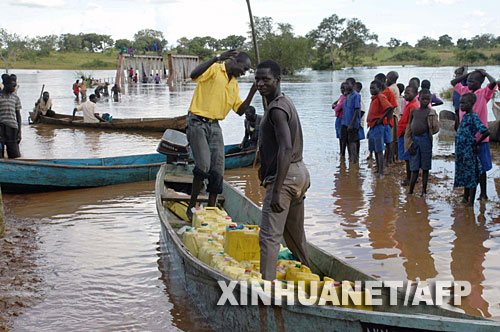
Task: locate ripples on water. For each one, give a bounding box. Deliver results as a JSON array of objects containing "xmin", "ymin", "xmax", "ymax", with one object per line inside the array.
[{"xmin": 4, "ymin": 66, "xmax": 500, "ymax": 330}]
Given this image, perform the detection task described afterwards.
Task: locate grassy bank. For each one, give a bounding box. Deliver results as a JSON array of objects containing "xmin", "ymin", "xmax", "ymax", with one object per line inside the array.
[
  {"xmin": 9, "ymin": 51, "xmax": 119, "ymax": 70},
  {"xmin": 5, "ymin": 47, "xmax": 500, "ymax": 71},
  {"xmin": 360, "ymin": 47, "xmax": 500, "ymax": 68}
]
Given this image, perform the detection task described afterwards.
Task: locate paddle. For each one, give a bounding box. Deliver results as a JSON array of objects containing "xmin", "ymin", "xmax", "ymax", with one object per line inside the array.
[
  {"xmin": 31, "ymin": 84, "xmax": 45, "ymax": 124},
  {"xmin": 246, "ymin": 0, "xmax": 264, "ymax": 168}
]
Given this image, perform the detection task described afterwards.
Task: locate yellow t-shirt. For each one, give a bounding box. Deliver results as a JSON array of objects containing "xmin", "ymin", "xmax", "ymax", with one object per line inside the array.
[{"xmin": 188, "ymin": 63, "xmax": 243, "ymax": 120}]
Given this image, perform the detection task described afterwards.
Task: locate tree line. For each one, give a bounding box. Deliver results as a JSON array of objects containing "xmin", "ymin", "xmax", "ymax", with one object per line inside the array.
[{"xmin": 2, "ymin": 14, "xmax": 500, "ymax": 74}]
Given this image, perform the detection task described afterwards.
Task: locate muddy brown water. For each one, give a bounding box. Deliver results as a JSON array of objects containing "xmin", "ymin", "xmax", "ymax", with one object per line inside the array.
[{"xmin": 1, "ymin": 67, "xmax": 500, "ymax": 330}]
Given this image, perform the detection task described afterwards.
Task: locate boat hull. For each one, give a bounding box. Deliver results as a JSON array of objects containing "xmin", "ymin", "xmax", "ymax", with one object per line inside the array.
[
  {"xmin": 156, "ymin": 164, "xmax": 500, "ymax": 331},
  {"xmin": 0, "ymin": 145, "xmax": 256, "ymax": 193},
  {"xmin": 492, "ymin": 102, "xmax": 500, "ymax": 121},
  {"xmin": 29, "ymin": 112, "xmax": 186, "ymax": 132}
]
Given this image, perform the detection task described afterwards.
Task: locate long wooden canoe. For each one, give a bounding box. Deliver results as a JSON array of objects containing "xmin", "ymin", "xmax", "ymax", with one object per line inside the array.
[
  {"xmin": 0, "ymin": 145, "xmax": 256, "ymax": 193},
  {"xmin": 156, "ymin": 163, "xmax": 500, "ymax": 331},
  {"xmin": 438, "ymin": 110, "xmax": 457, "ymax": 140},
  {"xmin": 439, "ymin": 110, "xmax": 500, "ymax": 143},
  {"xmin": 29, "ymin": 111, "xmax": 186, "ymax": 132},
  {"xmin": 492, "ymin": 101, "xmax": 500, "ymax": 121}
]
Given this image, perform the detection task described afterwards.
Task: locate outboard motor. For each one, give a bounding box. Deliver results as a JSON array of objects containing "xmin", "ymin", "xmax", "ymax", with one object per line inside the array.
[{"xmin": 157, "ymin": 129, "xmax": 191, "ymax": 164}]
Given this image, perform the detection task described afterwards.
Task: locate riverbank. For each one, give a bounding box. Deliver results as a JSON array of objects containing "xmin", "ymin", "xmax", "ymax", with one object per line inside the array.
[
  {"xmin": 0, "ymin": 197, "xmax": 44, "ymax": 331},
  {"xmin": 5, "ymin": 47, "xmax": 500, "ymax": 71}
]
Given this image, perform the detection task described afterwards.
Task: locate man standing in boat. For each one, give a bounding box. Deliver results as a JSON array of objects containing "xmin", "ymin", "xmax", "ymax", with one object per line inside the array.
[
  {"xmin": 186, "ymin": 50, "xmax": 257, "ymax": 220},
  {"xmin": 255, "ymin": 60, "xmax": 311, "ymax": 280}
]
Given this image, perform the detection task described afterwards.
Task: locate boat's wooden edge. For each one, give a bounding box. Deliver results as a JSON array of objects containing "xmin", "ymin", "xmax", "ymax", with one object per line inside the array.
[
  {"xmin": 30, "ymin": 111, "xmax": 187, "ymax": 123},
  {"xmin": 0, "ymin": 159, "xmax": 164, "ymax": 170},
  {"xmin": 155, "ymin": 164, "xmax": 499, "ymax": 329}
]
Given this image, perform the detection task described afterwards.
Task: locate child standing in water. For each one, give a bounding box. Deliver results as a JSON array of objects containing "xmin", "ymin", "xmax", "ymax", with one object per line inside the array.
[
  {"xmin": 454, "ymin": 93, "xmax": 490, "ymax": 206},
  {"xmin": 367, "ymin": 80, "xmax": 394, "ymax": 177},
  {"xmin": 397, "ymin": 85, "xmax": 419, "ymax": 186},
  {"xmin": 354, "ymin": 81, "xmax": 366, "ymax": 161},
  {"xmin": 404, "ymin": 89, "xmax": 439, "ymax": 196},
  {"xmin": 333, "ymin": 83, "xmax": 346, "ymax": 158},
  {"xmin": 451, "ymin": 69, "xmax": 498, "ymax": 200}
]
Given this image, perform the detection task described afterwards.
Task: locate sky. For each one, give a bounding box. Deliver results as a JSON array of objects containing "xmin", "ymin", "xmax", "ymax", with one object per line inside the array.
[{"xmin": 1, "ymin": 0, "xmax": 499, "ymax": 47}]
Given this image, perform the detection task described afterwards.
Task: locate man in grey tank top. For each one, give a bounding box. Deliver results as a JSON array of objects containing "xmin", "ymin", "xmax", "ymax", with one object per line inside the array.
[{"xmin": 255, "ymin": 60, "xmax": 311, "ymax": 281}]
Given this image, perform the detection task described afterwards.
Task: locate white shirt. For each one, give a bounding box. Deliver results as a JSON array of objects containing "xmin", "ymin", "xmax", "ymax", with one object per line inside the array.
[
  {"xmin": 38, "ymin": 97, "xmax": 52, "ymax": 115},
  {"xmin": 389, "ymin": 83, "xmax": 402, "ymax": 119},
  {"xmin": 360, "ymin": 98, "xmax": 366, "ymax": 127},
  {"xmin": 75, "ymin": 101, "xmax": 99, "ymax": 123}
]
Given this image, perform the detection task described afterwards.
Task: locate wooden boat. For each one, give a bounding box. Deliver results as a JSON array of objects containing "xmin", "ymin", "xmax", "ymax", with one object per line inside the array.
[
  {"xmin": 156, "ymin": 163, "xmax": 500, "ymax": 331},
  {"xmin": 492, "ymin": 101, "xmax": 500, "ymax": 121},
  {"xmin": 488, "ymin": 120, "xmax": 500, "ymax": 143},
  {"xmin": 0, "ymin": 145, "xmax": 256, "ymax": 193},
  {"xmin": 28, "ymin": 111, "xmax": 186, "ymax": 132},
  {"xmin": 438, "ymin": 110, "xmax": 457, "ymax": 140}
]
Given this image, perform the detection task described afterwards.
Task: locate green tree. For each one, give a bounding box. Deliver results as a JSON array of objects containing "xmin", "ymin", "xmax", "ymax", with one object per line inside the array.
[
  {"xmin": 34, "ymin": 35, "xmax": 57, "ymax": 56},
  {"xmin": 457, "ymin": 38, "xmax": 472, "ymax": 49},
  {"xmin": 115, "ymin": 39, "xmax": 133, "ymax": 50},
  {"xmin": 249, "ymin": 17, "xmax": 312, "ymax": 75},
  {"xmin": 219, "ymin": 35, "xmax": 247, "ymax": 50},
  {"xmin": 307, "ymin": 14, "xmax": 345, "ymax": 68},
  {"xmin": 415, "ymin": 36, "xmax": 438, "ymax": 48},
  {"xmin": 339, "ymin": 18, "xmax": 378, "ymax": 67},
  {"xmin": 0, "ymin": 28, "xmax": 25, "ymax": 72},
  {"xmin": 81, "ymin": 33, "xmax": 113, "ymax": 52},
  {"xmin": 173, "ymin": 36, "xmax": 214, "ymax": 59},
  {"xmin": 438, "ymin": 34, "xmax": 453, "ymax": 48},
  {"xmin": 59, "ymin": 33, "xmax": 84, "ymax": 52},
  {"xmin": 456, "ymin": 50, "xmax": 488, "ymax": 64},
  {"xmin": 387, "ymin": 38, "xmax": 401, "ymax": 49},
  {"xmin": 308, "ymin": 14, "xmax": 377, "ymax": 68},
  {"xmin": 133, "ymin": 29, "xmax": 167, "ymax": 52},
  {"xmin": 471, "ymin": 34, "xmax": 496, "ymax": 48}
]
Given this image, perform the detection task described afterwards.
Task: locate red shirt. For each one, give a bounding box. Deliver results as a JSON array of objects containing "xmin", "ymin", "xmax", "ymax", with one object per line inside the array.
[
  {"xmin": 397, "ymin": 98, "xmax": 419, "ymax": 137},
  {"xmin": 382, "ymin": 87, "xmax": 398, "ymax": 127},
  {"xmin": 367, "ymin": 93, "xmax": 393, "ymax": 128},
  {"xmin": 73, "ymin": 83, "xmax": 79, "ymax": 94}
]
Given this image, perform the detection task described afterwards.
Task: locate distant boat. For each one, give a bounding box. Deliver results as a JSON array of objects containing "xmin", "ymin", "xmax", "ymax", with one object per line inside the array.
[
  {"xmin": 492, "ymin": 101, "xmax": 500, "ymax": 121},
  {"xmin": 438, "ymin": 110, "xmax": 456, "ymax": 139},
  {"xmin": 0, "ymin": 145, "xmax": 256, "ymax": 193},
  {"xmin": 29, "ymin": 112, "xmax": 186, "ymax": 132}
]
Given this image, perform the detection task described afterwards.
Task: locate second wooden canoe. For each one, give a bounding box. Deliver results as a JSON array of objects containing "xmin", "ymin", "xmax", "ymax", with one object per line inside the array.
[
  {"xmin": 0, "ymin": 144, "xmax": 256, "ymax": 193},
  {"xmin": 29, "ymin": 112, "xmax": 186, "ymax": 132}
]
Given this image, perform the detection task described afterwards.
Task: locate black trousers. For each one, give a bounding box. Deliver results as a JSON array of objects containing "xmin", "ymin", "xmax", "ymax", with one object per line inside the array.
[{"xmin": 0, "ymin": 123, "xmax": 21, "ymax": 158}]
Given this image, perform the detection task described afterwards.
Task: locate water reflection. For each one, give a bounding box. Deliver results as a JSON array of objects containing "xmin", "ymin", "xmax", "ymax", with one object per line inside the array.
[
  {"xmin": 394, "ymin": 196, "xmax": 438, "ymax": 281},
  {"xmin": 332, "ymin": 161, "xmax": 365, "ymax": 240},
  {"xmin": 365, "ymin": 177, "xmax": 398, "ymax": 259},
  {"xmin": 224, "ymin": 166, "xmax": 265, "ymax": 206},
  {"xmin": 450, "ymin": 204, "xmax": 490, "ymax": 317}
]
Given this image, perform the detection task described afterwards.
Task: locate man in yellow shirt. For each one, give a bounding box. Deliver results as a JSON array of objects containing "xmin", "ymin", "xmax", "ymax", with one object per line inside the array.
[{"xmin": 186, "ymin": 50, "xmax": 257, "ymax": 219}]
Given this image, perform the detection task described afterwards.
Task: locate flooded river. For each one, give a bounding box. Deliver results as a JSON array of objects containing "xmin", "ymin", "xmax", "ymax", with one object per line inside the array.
[{"xmin": 2, "ymin": 66, "xmax": 500, "ymax": 330}]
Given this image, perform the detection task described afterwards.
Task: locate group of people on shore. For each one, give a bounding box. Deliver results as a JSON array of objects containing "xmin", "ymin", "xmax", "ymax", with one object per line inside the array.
[
  {"xmin": 183, "ymin": 50, "xmax": 499, "ymax": 281},
  {"xmin": 332, "ymin": 67, "xmax": 498, "ymax": 203}
]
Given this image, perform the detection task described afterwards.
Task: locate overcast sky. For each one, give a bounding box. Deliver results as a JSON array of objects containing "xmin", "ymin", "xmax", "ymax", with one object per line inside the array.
[{"xmin": 1, "ymin": 0, "xmax": 498, "ymax": 47}]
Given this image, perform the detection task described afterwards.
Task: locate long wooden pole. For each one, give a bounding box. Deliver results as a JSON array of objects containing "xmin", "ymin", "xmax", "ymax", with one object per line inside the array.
[
  {"xmin": 246, "ymin": 0, "xmax": 265, "ymax": 168},
  {"xmin": 31, "ymin": 84, "xmax": 45, "ymax": 123},
  {"xmin": 0, "ymin": 185, "xmax": 5, "ymax": 238},
  {"xmin": 246, "ymin": 0, "xmax": 260, "ymax": 65}
]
